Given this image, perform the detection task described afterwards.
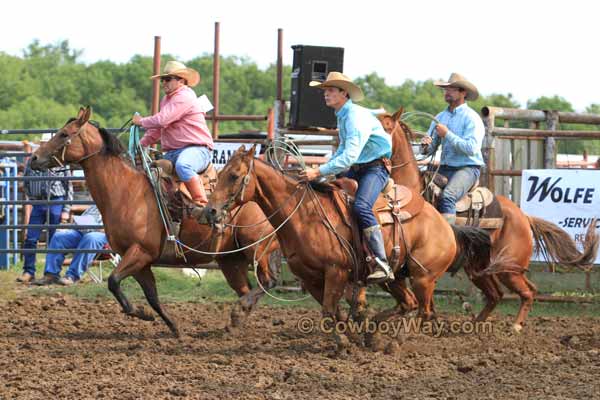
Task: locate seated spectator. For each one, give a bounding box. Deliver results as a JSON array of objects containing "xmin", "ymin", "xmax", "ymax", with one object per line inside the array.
[
  {"xmin": 17, "ymin": 133, "xmax": 73, "ymax": 283},
  {"xmin": 32, "ymin": 205, "xmax": 108, "ymax": 286}
]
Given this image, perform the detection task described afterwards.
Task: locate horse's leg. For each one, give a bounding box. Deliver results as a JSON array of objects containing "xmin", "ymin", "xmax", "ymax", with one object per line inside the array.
[
  {"xmin": 489, "ymin": 201, "xmax": 535, "ymax": 330},
  {"xmin": 107, "ymin": 244, "xmax": 156, "ymax": 321},
  {"xmin": 243, "ymin": 246, "xmax": 281, "ymax": 307},
  {"xmin": 344, "ymin": 284, "xmax": 367, "ymax": 321},
  {"xmin": 497, "ymin": 272, "xmax": 537, "ymax": 332},
  {"xmin": 471, "ymin": 275, "xmax": 504, "ymax": 322},
  {"xmin": 219, "ymin": 257, "xmax": 267, "ymax": 328},
  {"xmin": 411, "ymin": 275, "xmax": 437, "ymax": 321},
  {"xmin": 322, "ymin": 266, "xmax": 350, "ymax": 350},
  {"xmin": 133, "ymin": 266, "xmax": 180, "ymax": 337},
  {"xmin": 385, "ymin": 279, "xmax": 418, "ymax": 314}
]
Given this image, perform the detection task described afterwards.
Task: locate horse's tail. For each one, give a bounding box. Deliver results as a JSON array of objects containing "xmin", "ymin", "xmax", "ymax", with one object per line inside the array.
[
  {"xmin": 476, "ymin": 246, "xmax": 528, "ymax": 276},
  {"xmin": 528, "ymin": 216, "xmax": 599, "ymax": 270},
  {"xmin": 449, "ymin": 225, "xmax": 493, "ymax": 277}
]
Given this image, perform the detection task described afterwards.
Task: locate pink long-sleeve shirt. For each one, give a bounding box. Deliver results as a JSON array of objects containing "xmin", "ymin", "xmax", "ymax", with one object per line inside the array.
[{"xmin": 139, "ymin": 86, "xmax": 214, "ymax": 151}]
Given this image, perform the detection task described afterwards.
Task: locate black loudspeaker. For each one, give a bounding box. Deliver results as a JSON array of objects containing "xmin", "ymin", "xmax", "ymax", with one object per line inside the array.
[{"xmin": 289, "ymin": 45, "xmax": 344, "ymax": 129}]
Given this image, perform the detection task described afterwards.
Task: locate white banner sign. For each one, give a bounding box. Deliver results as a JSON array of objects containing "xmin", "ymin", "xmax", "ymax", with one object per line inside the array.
[
  {"xmin": 520, "ymin": 169, "xmax": 600, "ymax": 264},
  {"xmin": 211, "ymin": 143, "xmax": 261, "ymax": 170}
]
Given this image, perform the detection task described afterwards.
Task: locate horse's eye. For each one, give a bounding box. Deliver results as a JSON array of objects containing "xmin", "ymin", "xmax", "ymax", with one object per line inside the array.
[
  {"xmin": 229, "ymin": 174, "xmax": 239, "ymax": 182},
  {"xmin": 60, "ymin": 132, "xmax": 68, "ymax": 138}
]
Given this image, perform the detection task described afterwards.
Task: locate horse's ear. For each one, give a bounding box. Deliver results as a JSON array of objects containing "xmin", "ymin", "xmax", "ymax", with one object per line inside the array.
[
  {"xmin": 76, "ymin": 107, "xmax": 85, "ymax": 120},
  {"xmin": 246, "ymin": 144, "xmax": 258, "ymax": 158},
  {"xmin": 392, "ymin": 106, "xmax": 404, "ymax": 122},
  {"xmin": 236, "ymin": 145, "xmax": 246, "ymax": 154},
  {"xmin": 82, "ymin": 106, "xmax": 92, "ymax": 123},
  {"xmin": 76, "ymin": 106, "xmax": 92, "ymax": 125}
]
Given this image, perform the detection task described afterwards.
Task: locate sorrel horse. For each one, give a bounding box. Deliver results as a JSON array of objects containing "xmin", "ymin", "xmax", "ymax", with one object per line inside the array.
[
  {"xmin": 382, "ymin": 108, "xmax": 599, "ymax": 330},
  {"xmin": 205, "ymin": 145, "xmax": 498, "ymax": 343},
  {"xmin": 30, "ymin": 107, "xmax": 281, "ymax": 336}
]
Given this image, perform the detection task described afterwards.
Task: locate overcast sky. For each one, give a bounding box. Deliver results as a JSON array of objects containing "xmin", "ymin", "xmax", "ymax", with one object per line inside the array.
[{"xmin": 2, "ymin": 0, "xmax": 598, "ymax": 111}]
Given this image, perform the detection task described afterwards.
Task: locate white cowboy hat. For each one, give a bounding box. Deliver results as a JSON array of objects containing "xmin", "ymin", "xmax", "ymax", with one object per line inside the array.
[
  {"xmin": 40, "ymin": 133, "xmax": 53, "ymax": 142},
  {"xmin": 150, "ymin": 60, "xmax": 200, "ymax": 87},
  {"xmin": 309, "ymin": 71, "xmax": 364, "ymax": 102},
  {"xmin": 434, "ymin": 73, "xmax": 479, "ymax": 101}
]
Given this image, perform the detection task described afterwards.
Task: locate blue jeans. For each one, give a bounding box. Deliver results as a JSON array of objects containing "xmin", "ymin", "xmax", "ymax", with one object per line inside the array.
[
  {"xmin": 345, "ymin": 165, "xmax": 389, "ymax": 230},
  {"xmin": 163, "ymin": 146, "xmax": 212, "ymax": 182},
  {"xmin": 437, "ymin": 166, "xmax": 480, "ymax": 214},
  {"xmin": 23, "ymin": 198, "xmax": 64, "ymax": 275},
  {"xmin": 44, "ymin": 230, "xmax": 108, "ymax": 281}
]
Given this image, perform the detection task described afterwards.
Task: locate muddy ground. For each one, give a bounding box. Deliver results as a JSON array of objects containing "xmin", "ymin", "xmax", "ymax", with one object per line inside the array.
[{"xmin": 0, "ymin": 294, "xmax": 598, "ymax": 400}]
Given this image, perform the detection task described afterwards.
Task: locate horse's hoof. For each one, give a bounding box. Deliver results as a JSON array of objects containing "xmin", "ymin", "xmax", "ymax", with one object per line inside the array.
[
  {"xmin": 334, "ymin": 332, "xmax": 351, "ymax": 350},
  {"xmin": 230, "ymin": 305, "xmax": 247, "ymax": 328},
  {"xmin": 366, "ymin": 332, "xmax": 386, "ymax": 352},
  {"xmin": 384, "ymin": 340, "xmax": 402, "ymax": 355},
  {"xmin": 133, "ymin": 306, "xmax": 155, "ymax": 321},
  {"xmin": 512, "ymin": 323, "xmax": 523, "ymax": 333}
]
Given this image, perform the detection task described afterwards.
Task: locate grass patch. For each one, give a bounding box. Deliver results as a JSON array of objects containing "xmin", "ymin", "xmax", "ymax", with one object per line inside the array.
[{"xmin": 2, "ymin": 260, "xmax": 599, "ymax": 317}]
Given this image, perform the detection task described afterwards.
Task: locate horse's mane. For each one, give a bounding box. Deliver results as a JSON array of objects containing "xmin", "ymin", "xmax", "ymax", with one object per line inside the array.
[
  {"xmin": 66, "ymin": 118, "xmax": 126, "ymax": 157},
  {"xmin": 397, "ymin": 120, "xmax": 417, "ymax": 142},
  {"xmin": 255, "ymin": 156, "xmax": 335, "ymax": 193}
]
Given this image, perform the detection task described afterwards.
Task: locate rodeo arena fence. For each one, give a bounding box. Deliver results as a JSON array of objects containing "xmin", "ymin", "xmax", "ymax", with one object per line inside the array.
[{"xmin": 1, "ymin": 23, "xmax": 599, "ymax": 303}]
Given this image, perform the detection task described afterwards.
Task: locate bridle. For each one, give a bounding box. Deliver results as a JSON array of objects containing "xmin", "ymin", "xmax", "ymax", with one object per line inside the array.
[
  {"xmin": 48, "ymin": 122, "xmax": 102, "ymax": 167},
  {"xmin": 222, "ymin": 157, "xmax": 255, "ymax": 211}
]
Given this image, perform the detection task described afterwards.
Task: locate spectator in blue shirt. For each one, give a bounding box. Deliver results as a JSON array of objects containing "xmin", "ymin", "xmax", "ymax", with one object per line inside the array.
[
  {"xmin": 421, "ymin": 73, "xmax": 485, "ymax": 225},
  {"xmin": 299, "ymin": 72, "xmax": 394, "ymax": 284},
  {"xmin": 16, "ymin": 133, "xmax": 73, "ymax": 284},
  {"xmin": 32, "ymin": 205, "xmax": 107, "ymax": 286}
]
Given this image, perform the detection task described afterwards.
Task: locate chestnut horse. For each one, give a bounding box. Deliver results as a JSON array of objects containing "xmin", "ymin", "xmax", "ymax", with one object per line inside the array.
[
  {"xmin": 382, "ymin": 108, "xmax": 599, "ymax": 330},
  {"xmin": 30, "ymin": 107, "xmax": 281, "ymax": 336},
  {"xmin": 205, "ymin": 145, "xmax": 498, "ymax": 343}
]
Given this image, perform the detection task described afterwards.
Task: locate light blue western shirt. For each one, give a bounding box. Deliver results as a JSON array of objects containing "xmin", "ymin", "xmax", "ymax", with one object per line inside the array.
[
  {"xmin": 319, "ymin": 100, "xmax": 392, "ymax": 176},
  {"xmin": 426, "ymin": 103, "xmax": 485, "ymax": 167}
]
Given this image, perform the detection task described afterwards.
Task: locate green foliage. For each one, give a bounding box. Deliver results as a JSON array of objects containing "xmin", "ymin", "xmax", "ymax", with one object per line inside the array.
[{"xmin": 0, "ymin": 40, "xmax": 598, "ymax": 155}]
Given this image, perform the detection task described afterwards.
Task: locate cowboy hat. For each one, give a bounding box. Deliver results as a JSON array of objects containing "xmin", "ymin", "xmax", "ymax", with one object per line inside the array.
[
  {"xmin": 309, "ymin": 71, "xmax": 364, "ymax": 102},
  {"xmin": 40, "ymin": 133, "xmax": 52, "ymax": 142},
  {"xmin": 434, "ymin": 73, "xmax": 479, "ymax": 101},
  {"xmin": 150, "ymin": 60, "xmax": 200, "ymax": 87}
]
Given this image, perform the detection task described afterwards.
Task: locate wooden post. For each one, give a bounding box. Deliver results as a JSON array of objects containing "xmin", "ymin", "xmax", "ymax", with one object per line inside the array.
[
  {"xmin": 585, "ymin": 270, "xmax": 592, "ymax": 292},
  {"xmin": 151, "ymin": 36, "xmax": 161, "ymax": 115},
  {"xmin": 212, "ymin": 22, "xmax": 221, "ymax": 139},
  {"xmin": 481, "ymin": 110, "xmax": 495, "ymax": 190},
  {"xmin": 544, "ymin": 110, "xmax": 559, "ymax": 169}
]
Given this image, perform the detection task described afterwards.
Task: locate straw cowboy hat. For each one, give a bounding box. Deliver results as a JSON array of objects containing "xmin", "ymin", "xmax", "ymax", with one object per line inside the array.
[
  {"xmin": 150, "ymin": 60, "xmax": 200, "ymax": 87},
  {"xmin": 309, "ymin": 71, "xmax": 364, "ymax": 102},
  {"xmin": 434, "ymin": 73, "xmax": 479, "ymax": 101}
]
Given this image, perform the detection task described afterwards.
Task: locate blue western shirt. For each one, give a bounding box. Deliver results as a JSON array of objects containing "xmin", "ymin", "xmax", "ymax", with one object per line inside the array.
[
  {"xmin": 426, "ymin": 103, "xmax": 485, "ymax": 167},
  {"xmin": 319, "ymin": 100, "xmax": 392, "ymax": 176}
]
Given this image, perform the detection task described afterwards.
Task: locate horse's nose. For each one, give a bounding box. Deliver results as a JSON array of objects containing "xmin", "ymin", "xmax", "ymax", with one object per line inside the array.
[
  {"xmin": 29, "ymin": 154, "xmax": 39, "ymax": 169},
  {"xmin": 205, "ymin": 206, "xmax": 218, "ymax": 224}
]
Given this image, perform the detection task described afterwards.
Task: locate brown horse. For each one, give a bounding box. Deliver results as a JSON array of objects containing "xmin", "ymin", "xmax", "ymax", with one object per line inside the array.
[
  {"xmin": 205, "ymin": 145, "xmax": 497, "ymax": 345},
  {"xmin": 382, "ymin": 108, "xmax": 599, "ymax": 331},
  {"xmin": 30, "ymin": 107, "xmax": 281, "ymax": 336}
]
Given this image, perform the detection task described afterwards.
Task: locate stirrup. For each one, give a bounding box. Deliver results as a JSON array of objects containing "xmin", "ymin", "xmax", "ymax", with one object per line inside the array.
[{"xmin": 367, "ymin": 258, "xmax": 395, "ymax": 284}]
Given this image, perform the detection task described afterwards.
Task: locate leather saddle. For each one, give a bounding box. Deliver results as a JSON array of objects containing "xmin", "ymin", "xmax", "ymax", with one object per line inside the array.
[
  {"xmin": 328, "ymin": 177, "xmax": 425, "ymax": 279},
  {"xmin": 152, "ymin": 159, "xmax": 218, "ymax": 221},
  {"xmin": 426, "ymin": 173, "xmax": 503, "ymax": 229}
]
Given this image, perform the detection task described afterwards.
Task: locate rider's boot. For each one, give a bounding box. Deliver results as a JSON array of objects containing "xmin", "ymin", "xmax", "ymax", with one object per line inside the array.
[
  {"xmin": 363, "ymin": 225, "xmax": 395, "ymax": 284},
  {"xmin": 184, "ymin": 175, "xmax": 209, "ymax": 223}
]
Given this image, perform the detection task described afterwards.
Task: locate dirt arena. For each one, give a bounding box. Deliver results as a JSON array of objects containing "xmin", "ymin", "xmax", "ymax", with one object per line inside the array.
[{"xmin": 0, "ymin": 294, "xmax": 598, "ymax": 400}]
